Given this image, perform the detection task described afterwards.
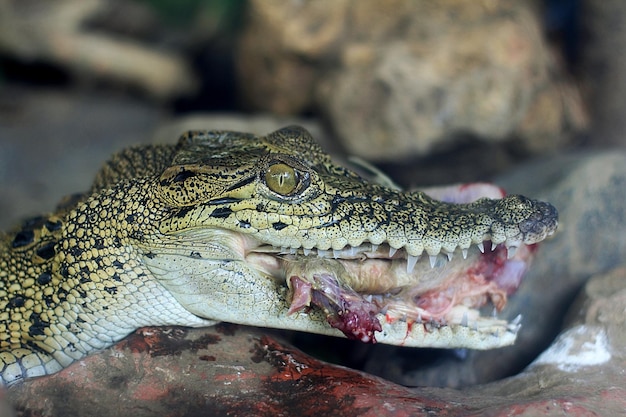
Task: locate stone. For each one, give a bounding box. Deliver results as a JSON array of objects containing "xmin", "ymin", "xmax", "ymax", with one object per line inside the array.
[
  {"xmin": 0, "ymin": 0, "xmax": 197, "ymax": 99},
  {"xmin": 237, "ymin": 0, "xmax": 586, "ymax": 161},
  {"xmin": 580, "ymin": 0, "xmax": 626, "ymax": 147}
]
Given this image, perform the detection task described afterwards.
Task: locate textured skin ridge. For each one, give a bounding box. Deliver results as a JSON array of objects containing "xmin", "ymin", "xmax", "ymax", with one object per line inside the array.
[{"xmin": 0, "ymin": 126, "xmax": 557, "ymax": 385}]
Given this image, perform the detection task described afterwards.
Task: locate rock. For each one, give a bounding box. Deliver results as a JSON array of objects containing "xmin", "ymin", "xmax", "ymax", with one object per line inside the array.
[
  {"xmin": 580, "ymin": 0, "xmax": 626, "ymax": 147},
  {"xmin": 237, "ymin": 0, "xmax": 586, "ymax": 161},
  {"xmin": 0, "ymin": 0, "xmax": 197, "ymax": 99}
]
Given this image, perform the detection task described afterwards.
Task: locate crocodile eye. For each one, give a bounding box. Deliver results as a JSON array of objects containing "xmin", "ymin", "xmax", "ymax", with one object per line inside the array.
[{"xmin": 265, "ymin": 163, "xmax": 298, "ymax": 195}]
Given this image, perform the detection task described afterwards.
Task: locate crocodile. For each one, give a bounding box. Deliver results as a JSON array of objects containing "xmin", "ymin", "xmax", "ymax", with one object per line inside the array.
[{"xmin": 0, "ymin": 126, "xmax": 558, "ymax": 386}]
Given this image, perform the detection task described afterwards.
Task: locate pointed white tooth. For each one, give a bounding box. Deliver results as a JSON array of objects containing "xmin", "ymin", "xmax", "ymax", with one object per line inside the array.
[
  {"xmin": 491, "ymin": 241, "xmax": 497, "ymax": 251},
  {"xmin": 461, "ymin": 312, "xmax": 469, "ymax": 327},
  {"xmin": 462, "ymin": 248, "xmax": 468, "ymax": 259},
  {"xmin": 477, "ymin": 242, "xmax": 485, "ymax": 253},
  {"xmin": 511, "ymin": 314, "xmax": 523, "ymax": 326},
  {"xmin": 389, "ymin": 247, "xmax": 398, "ymax": 257},
  {"xmin": 365, "ymin": 294, "xmax": 373, "ymax": 303},
  {"xmin": 371, "ymin": 244, "xmax": 379, "ymax": 252},
  {"xmin": 303, "ymin": 248, "xmax": 311, "ymax": 256},
  {"xmin": 349, "ymin": 246, "xmax": 358, "ymax": 256},
  {"xmin": 506, "ymin": 245, "xmax": 517, "ymax": 259},
  {"xmin": 492, "ymin": 307, "xmax": 498, "ymax": 318},
  {"xmin": 280, "ymin": 246, "xmax": 288, "ymax": 253},
  {"xmin": 333, "ymin": 249, "xmax": 341, "ymax": 259},
  {"xmin": 407, "ymin": 255, "xmax": 419, "ymax": 273},
  {"xmin": 290, "ymin": 247, "xmax": 297, "ymax": 254},
  {"xmin": 429, "ymin": 255, "xmax": 437, "ymax": 268},
  {"xmin": 446, "ymin": 252, "xmax": 453, "ymax": 261}
]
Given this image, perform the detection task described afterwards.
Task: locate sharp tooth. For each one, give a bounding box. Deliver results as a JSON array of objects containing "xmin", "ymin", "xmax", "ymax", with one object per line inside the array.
[
  {"xmin": 446, "ymin": 252, "xmax": 453, "ymax": 261},
  {"xmin": 280, "ymin": 246, "xmax": 288, "ymax": 253},
  {"xmin": 371, "ymin": 244, "xmax": 379, "ymax": 252},
  {"xmin": 461, "ymin": 312, "xmax": 469, "ymax": 327},
  {"xmin": 506, "ymin": 245, "xmax": 517, "ymax": 259},
  {"xmin": 290, "ymin": 247, "xmax": 297, "ymax": 254},
  {"xmin": 462, "ymin": 248, "xmax": 468, "ymax": 259},
  {"xmin": 332, "ymin": 249, "xmax": 341, "ymax": 259},
  {"xmin": 389, "ymin": 247, "xmax": 398, "ymax": 257},
  {"xmin": 303, "ymin": 248, "xmax": 312, "ymax": 256},
  {"xmin": 429, "ymin": 255, "xmax": 437, "ymax": 268},
  {"xmin": 492, "ymin": 307, "xmax": 498, "ymax": 318},
  {"xmin": 491, "ymin": 242, "xmax": 497, "ymax": 251},
  {"xmin": 407, "ymin": 255, "xmax": 419, "ymax": 273},
  {"xmin": 349, "ymin": 246, "xmax": 358, "ymax": 256},
  {"xmin": 318, "ymin": 250, "xmax": 329, "ymax": 258},
  {"xmin": 364, "ymin": 294, "xmax": 373, "ymax": 302},
  {"xmin": 511, "ymin": 314, "xmax": 523, "ymax": 326},
  {"xmin": 477, "ymin": 242, "xmax": 485, "ymax": 253}
]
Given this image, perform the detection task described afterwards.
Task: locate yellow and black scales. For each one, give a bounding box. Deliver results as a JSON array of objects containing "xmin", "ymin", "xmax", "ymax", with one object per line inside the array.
[{"xmin": 0, "ymin": 126, "xmax": 558, "ymax": 385}]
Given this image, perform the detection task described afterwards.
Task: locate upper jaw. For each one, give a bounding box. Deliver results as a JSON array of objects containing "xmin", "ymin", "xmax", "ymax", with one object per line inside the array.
[{"xmin": 245, "ymin": 187, "xmax": 558, "ymax": 262}]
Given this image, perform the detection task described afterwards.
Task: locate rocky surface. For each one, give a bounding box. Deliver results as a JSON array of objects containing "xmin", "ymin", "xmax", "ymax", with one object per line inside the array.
[
  {"xmin": 237, "ymin": 0, "xmax": 586, "ymax": 161},
  {"xmin": 3, "ymin": 146, "xmax": 625, "ymax": 416},
  {"xmin": 0, "ymin": 0, "xmax": 197, "ymax": 99},
  {"xmin": 580, "ymin": 0, "xmax": 626, "ymax": 147}
]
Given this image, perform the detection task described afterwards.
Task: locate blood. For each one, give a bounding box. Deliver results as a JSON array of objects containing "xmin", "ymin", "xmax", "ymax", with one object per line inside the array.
[
  {"xmin": 287, "ymin": 276, "xmax": 313, "ymax": 315},
  {"xmin": 288, "ymin": 275, "xmax": 382, "ymax": 343}
]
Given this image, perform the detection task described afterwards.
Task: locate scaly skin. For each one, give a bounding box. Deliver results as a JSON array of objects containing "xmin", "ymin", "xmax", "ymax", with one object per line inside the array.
[{"xmin": 0, "ymin": 126, "xmax": 558, "ymax": 385}]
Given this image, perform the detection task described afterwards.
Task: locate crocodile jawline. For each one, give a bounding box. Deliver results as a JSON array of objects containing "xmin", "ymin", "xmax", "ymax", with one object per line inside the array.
[{"xmin": 243, "ymin": 237, "xmax": 530, "ymax": 345}]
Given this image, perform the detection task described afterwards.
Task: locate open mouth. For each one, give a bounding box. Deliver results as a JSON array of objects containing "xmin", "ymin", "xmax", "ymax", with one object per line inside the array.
[
  {"xmin": 246, "ymin": 236, "xmax": 533, "ymax": 347},
  {"xmin": 235, "ymin": 182, "xmax": 549, "ymax": 349}
]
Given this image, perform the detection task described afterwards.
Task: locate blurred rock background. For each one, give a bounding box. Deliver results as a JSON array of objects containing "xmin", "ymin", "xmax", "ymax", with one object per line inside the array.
[{"xmin": 1, "ymin": 0, "xmax": 625, "ymax": 415}]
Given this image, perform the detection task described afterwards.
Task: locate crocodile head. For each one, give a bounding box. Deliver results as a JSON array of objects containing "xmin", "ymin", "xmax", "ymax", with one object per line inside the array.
[{"xmin": 140, "ymin": 126, "xmax": 558, "ymax": 349}]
